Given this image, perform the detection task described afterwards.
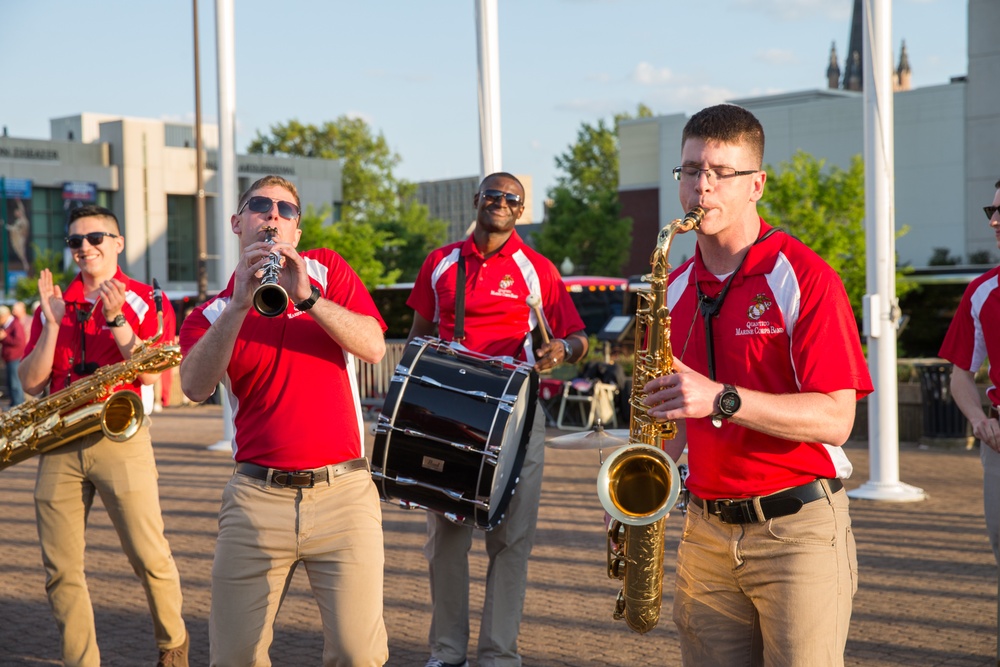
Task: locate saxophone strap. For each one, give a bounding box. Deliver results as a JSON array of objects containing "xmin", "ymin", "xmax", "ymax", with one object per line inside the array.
[
  {"xmin": 697, "ymin": 227, "xmax": 780, "ymax": 381},
  {"xmin": 453, "ymin": 254, "xmax": 467, "ymax": 342}
]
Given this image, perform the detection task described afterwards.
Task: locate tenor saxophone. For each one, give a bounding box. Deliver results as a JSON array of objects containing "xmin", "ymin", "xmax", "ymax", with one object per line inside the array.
[
  {"xmin": 595, "ymin": 206, "xmax": 704, "ymax": 634},
  {"xmin": 0, "ymin": 298, "xmax": 182, "ymax": 470}
]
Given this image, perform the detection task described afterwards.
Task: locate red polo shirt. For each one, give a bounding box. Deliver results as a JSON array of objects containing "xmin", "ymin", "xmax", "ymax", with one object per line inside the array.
[
  {"xmin": 24, "ymin": 268, "xmax": 172, "ymax": 394},
  {"xmin": 179, "ymin": 248, "xmax": 387, "ymax": 469},
  {"xmin": 667, "ymin": 220, "xmax": 872, "ymax": 498},
  {"xmin": 939, "ymin": 266, "xmax": 1000, "ymax": 407},
  {"xmin": 407, "ymin": 231, "xmax": 584, "ymax": 362}
]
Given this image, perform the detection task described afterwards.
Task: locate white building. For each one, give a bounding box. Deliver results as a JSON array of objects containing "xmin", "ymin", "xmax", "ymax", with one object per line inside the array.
[
  {"xmin": 618, "ymin": 0, "xmax": 999, "ymax": 278},
  {"xmin": 0, "ymin": 112, "xmax": 342, "ymax": 296}
]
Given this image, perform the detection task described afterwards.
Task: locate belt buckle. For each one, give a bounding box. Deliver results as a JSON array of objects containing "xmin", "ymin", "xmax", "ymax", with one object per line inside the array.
[
  {"xmin": 717, "ymin": 498, "xmax": 762, "ymax": 524},
  {"xmin": 273, "ymin": 470, "xmax": 315, "ymax": 488}
]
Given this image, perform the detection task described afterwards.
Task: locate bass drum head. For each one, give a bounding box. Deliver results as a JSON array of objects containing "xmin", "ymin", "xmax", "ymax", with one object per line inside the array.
[
  {"xmin": 371, "ymin": 338, "xmax": 537, "ymax": 529},
  {"xmin": 482, "ymin": 368, "xmax": 537, "ymax": 528}
]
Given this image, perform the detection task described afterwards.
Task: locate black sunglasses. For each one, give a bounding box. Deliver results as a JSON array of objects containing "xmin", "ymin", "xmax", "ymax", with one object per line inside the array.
[
  {"xmin": 239, "ymin": 196, "xmax": 300, "ymax": 220},
  {"xmin": 985, "ymin": 205, "xmax": 1000, "ymax": 221},
  {"xmin": 479, "ymin": 189, "xmax": 523, "ymax": 206},
  {"xmin": 65, "ymin": 232, "xmax": 119, "ymax": 249}
]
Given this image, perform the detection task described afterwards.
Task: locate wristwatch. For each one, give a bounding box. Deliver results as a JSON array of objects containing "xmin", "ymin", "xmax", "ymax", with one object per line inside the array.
[
  {"xmin": 295, "ymin": 284, "xmax": 322, "ymax": 311},
  {"xmin": 712, "ymin": 383, "xmax": 741, "ymax": 428},
  {"xmin": 557, "ymin": 338, "xmax": 573, "ymax": 361},
  {"xmin": 106, "ymin": 314, "xmax": 127, "ymax": 328}
]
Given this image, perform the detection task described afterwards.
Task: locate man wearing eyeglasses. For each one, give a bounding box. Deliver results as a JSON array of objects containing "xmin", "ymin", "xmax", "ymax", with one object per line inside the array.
[
  {"xmin": 407, "ymin": 172, "xmax": 588, "ymax": 667},
  {"xmin": 940, "ymin": 179, "xmax": 1000, "ymax": 569},
  {"xmin": 18, "ymin": 205, "xmax": 188, "ymax": 667},
  {"xmin": 178, "ymin": 175, "xmax": 389, "ymax": 665},
  {"xmin": 640, "ymin": 104, "xmax": 872, "ymax": 666}
]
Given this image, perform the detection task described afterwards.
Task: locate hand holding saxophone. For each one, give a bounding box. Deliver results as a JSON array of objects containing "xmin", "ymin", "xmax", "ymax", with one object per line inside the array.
[{"xmin": 641, "ymin": 356, "xmax": 721, "ymax": 422}]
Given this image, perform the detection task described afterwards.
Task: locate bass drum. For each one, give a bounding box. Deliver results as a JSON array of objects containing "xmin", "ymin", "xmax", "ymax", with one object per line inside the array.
[{"xmin": 371, "ymin": 337, "xmax": 538, "ymax": 529}]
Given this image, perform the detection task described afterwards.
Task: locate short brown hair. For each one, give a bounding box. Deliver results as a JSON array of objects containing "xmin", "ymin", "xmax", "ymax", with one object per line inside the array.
[
  {"xmin": 237, "ymin": 175, "xmax": 301, "ymax": 221},
  {"xmin": 682, "ymin": 104, "xmax": 765, "ymax": 169},
  {"xmin": 67, "ymin": 205, "xmax": 120, "ymax": 234}
]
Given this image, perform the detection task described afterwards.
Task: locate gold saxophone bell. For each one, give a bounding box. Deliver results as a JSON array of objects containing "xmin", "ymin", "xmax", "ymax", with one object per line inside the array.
[
  {"xmin": 595, "ymin": 206, "xmax": 704, "ymax": 634},
  {"xmin": 253, "ymin": 226, "xmax": 288, "ymax": 318},
  {"xmin": 0, "ymin": 291, "xmax": 183, "ymax": 470}
]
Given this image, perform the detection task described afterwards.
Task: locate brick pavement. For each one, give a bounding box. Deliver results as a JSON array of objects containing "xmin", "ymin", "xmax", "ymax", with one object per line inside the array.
[{"xmin": 0, "ymin": 404, "xmax": 997, "ymax": 666}]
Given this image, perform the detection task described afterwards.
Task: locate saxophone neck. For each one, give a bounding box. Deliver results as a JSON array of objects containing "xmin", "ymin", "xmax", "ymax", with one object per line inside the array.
[{"xmin": 648, "ymin": 207, "xmax": 705, "ymax": 281}]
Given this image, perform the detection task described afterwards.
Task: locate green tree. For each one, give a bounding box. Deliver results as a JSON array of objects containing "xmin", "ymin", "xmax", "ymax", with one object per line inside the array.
[
  {"xmin": 534, "ymin": 105, "xmax": 653, "ymax": 276},
  {"xmin": 13, "ymin": 247, "xmax": 76, "ymax": 301},
  {"xmin": 759, "ymin": 150, "xmax": 915, "ymax": 321},
  {"xmin": 248, "ymin": 117, "xmax": 399, "ymax": 225},
  {"xmin": 297, "ymin": 206, "xmax": 400, "ymax": 289},
  {"xmin": 372, "ymin": 189, "xmax": 447, "ymax": 282},
  {"xmin": 248, "ymin": 117, "xmax": 447, "ymax": 280}
]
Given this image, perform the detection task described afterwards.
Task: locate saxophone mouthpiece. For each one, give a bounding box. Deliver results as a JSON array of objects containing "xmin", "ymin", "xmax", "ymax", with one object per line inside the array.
[
  {"xmin": 152, "ymin": 278, "xmax": 163, "ymax": 313},
  {"xmin": 683, "ymin": 206, "xmax": 706, "ymax": 230}
]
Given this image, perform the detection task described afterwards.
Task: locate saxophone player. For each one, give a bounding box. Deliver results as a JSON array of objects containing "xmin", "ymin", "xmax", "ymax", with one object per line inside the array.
[
  {"xmin": 641, "ymin": 105, "xmax": 872, "ymax": 666},
  {"xmin": 178, "ymin": 175, "xmax": 389, "ymax": 666},
  {"xmin": 19, "ymin": 205, "xmax": 188, "ymax": 666}
]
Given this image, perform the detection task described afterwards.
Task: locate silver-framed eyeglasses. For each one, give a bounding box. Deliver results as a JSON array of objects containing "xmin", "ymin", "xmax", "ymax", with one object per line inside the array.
[{"xmin": 672, "ymin": 165, "xmax": 758, "ymax": 184}]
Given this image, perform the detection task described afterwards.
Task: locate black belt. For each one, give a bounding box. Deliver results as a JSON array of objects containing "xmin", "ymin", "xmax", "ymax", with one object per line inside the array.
[
  {"xmin": 235, "ymin": 458, "xmax": 370, "ymax": 488},
  {"xmin": 690, "ymin": 478, "xmax": 843, "ymax": 524}
]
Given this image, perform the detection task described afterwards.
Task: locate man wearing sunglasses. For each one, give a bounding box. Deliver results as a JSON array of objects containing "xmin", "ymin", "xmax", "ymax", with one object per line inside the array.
[
  {"xmin": 940, "ymin": 179, "xmax": 1000, "ymax": 572},
  {"xmin": 407, "ymin": 172, "xmax": 588, "ymax": 667},
  {"xmin": 18, "ymin": 205, "xmax": 188, "ymax": 667},
  {"xmin": 178, "ymin": 175, "xmax": 389, "ymax": 665}
]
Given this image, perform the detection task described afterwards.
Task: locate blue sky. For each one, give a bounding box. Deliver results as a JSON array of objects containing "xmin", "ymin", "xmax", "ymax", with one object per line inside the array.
[{"xmin": 5, "ymin": 0, "xmax": 967, "ymax": 220}]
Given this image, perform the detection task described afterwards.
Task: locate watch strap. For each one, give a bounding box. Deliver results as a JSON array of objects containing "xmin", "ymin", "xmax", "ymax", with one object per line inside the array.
[
  {"xmin": 106, "ymin": 314, "xmax": 126, "ymax": 328},
  {"xmin": 295, "ymin": 284, "xmax": 322, "ymax": 311}
]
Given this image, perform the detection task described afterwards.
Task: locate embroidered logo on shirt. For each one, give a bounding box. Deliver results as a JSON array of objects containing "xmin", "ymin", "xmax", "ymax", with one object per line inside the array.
[
  {"xmin": 491, "ymin": 274, "xmax": 519, "ymax": 299},
  {"xmin": 735, "ymin": 293, "xmax": 784, "ymax": 336},
  {"xmin": 747, "ymin": 293, "xmax": 773, "ymax": 320}
]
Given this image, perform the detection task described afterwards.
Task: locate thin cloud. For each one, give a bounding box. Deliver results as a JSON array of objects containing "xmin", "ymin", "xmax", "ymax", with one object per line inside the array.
[{"xmin": 631, "ymin": 62, "xmax": 675, "ymax": 86}]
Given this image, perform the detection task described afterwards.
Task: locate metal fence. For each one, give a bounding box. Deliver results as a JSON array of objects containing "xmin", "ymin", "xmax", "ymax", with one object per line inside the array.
[{"xmin": 356, "ymin": 339, "xmax": 407, "ymax": 417}]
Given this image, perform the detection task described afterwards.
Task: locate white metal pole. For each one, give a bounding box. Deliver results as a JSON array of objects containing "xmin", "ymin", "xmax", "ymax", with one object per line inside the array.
[
  {"xmin": 475, "ymin": 0, "xmax": 502, "ymax": 179},
  {"xmin": 848, "ymin": 0, "xmax": 924, "ymax": 502},
  {"xmin": 208, "ymin": 0, "xmax": 237, "ymax": 453}
]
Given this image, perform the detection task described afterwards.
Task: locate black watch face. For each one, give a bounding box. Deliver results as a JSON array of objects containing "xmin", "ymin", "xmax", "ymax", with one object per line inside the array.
[{"xmin": 720, "ymin": 390, "xmax": 741, "ymax": 416}]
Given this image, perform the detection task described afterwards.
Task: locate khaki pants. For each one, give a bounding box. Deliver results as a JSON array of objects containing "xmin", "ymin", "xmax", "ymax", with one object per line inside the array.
[
  {"xmin": 209, "ymin": 465, "xmax": 388, "ymax": 667},
  {"xmin": 673, "ymin": 481, "xmax": 857, "ymax": 667},
  {"xmin": 34, "ymin": 426, "xmax": 187, "ymax": 667},
  {"xmin": 424, "ymin": 407, "xmax": 546, "ymax": 667}
]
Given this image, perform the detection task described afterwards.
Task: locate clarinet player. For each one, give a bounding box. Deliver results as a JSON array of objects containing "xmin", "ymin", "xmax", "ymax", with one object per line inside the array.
[{"xmin": 179, "ymin": 175, "xmax": 389, "ymax": 666}]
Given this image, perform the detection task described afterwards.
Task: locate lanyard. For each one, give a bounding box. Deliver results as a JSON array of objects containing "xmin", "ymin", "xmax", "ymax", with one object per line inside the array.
[{"xmin": 696, "ymin": 228, "xmax": 780, "ymax": 381}]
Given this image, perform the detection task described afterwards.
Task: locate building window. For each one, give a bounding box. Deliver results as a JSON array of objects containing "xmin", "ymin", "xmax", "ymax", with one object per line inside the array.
[
  {"xmin": 24, "ymin": 187, "xmax": 111, "ymax": 270},
  {"xmin": 167, "ymin": 195, "xmax": 197, "ymax": 281}
]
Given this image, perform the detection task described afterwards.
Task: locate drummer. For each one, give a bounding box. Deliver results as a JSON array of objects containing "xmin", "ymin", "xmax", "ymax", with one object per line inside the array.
[{"xmin": 407, "ymin": 171, "xmax": 587, "ymax": 667}]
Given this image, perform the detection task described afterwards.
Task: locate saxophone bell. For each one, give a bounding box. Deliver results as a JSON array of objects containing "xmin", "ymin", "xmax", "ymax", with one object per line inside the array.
[
  {"xmin": 595, "ymin": 207, "xmax": 696, "ymax": 634},
  {"xmin": 253, "ymin": 226, "xmax": 289, "ymax": 318}
]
